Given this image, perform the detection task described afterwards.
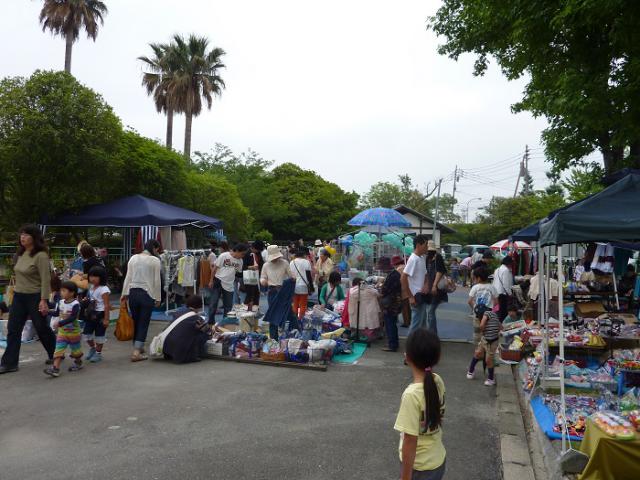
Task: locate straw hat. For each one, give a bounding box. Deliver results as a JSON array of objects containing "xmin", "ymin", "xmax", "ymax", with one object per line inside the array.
[
  {"xmin": 427, "ymin": 240, "xmax": 438, "ymax": 252},
  {"xmin": 266, "ymin": 244, "xmax": 283, "ymax": 262},
  {"xmin": 314, "ymin": 239, "xmax": 323, "ymax": 246}
]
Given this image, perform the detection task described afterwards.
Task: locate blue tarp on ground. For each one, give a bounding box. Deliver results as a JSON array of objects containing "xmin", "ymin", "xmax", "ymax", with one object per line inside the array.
[
  {"xmin": 530, "ymin": 396, "xmax": 583, "ymax": 442},
  {"xmin": 41, "ymin": 195, "xmax": 222, "ymax": 228}
]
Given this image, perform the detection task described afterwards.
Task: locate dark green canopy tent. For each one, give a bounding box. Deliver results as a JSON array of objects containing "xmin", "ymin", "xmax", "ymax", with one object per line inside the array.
[{"xmin": 539, "ymin": 174, "xmax": 640, "ymax": 246}]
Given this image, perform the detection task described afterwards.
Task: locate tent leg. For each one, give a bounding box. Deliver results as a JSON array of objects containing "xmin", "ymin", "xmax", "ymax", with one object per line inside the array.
[
  {"xmin": 558, "ymin": 245, "xmax": 566, "ymax": 453},
  {"xmin": 612, "ymin": 270, "xmax": 620, "ymax": 311},
  {"xmin": 537, "ymin": 245, "xmax": 546, "ymax": 380}
]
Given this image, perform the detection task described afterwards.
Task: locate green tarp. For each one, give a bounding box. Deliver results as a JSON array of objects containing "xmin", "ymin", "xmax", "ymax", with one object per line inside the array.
[{"xmin": 539, "ymin": 174, "xmax": 640, "ymax": 246}]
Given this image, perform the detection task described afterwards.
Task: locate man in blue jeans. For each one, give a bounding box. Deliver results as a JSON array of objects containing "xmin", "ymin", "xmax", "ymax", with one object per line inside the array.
[
  {"xmin": 208, "ymin": 243, "xmax": 248, "ymax": 323},
  {"xmin": 401, "ymin": 234, "xmax": 430, "ymax": 333}
]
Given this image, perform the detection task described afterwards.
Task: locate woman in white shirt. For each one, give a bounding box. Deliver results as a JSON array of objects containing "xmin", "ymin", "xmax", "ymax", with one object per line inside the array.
[
  {"xmin": 290, "ymin": 248, "xmax": 314, "ymax": 320},
  {"xmin": 121, "ymin": 240, "xmax": 162, "ymax": 362}
]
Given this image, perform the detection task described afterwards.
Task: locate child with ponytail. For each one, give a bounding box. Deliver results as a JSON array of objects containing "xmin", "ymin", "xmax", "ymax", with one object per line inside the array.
[{"xmin": 394, "ymin": 329, "xmax": 446, "ymax": 480}]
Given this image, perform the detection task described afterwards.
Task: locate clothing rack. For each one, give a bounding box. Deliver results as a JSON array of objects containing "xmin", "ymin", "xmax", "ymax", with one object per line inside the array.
[{"xmin": 162, "ymin": 249, "xmax": 209, "ymax": 314}]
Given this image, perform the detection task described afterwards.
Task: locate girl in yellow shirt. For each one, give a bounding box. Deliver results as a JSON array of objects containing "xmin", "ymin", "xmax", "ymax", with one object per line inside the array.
[{"xmin": 394, "ymin": 329, "xmax": 446, "ymax": 480}]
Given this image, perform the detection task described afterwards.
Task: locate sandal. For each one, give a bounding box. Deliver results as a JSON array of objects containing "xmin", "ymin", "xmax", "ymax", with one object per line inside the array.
[{"xmin": 131, "ymin": 352, "xmax": 148, "ymax": 362}]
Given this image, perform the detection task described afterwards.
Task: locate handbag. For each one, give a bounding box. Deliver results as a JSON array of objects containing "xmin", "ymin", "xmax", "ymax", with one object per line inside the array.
[
  {"xmin": 114, "ymin": 303, "xmax": 134, "ymax": 341},
  {"xmin": 5, "ymin": 276, "xmax": 15, "ymax": 306},
  {"xmin": 437, "ymin": 274, "xmax": 457, "ymax": 293},
  {"xmin": 70, "ymin": 274, "xmax": 89, "ymax": 290},
  {"xmin": 243, "ymin": 270, "xmax": 259, "ymax": 286}
]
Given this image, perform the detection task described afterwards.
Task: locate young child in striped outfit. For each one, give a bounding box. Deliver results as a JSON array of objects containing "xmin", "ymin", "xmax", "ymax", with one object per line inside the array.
[{"xmin": 45, "ymin": 281, "xmax": 83, "ymax": 378}]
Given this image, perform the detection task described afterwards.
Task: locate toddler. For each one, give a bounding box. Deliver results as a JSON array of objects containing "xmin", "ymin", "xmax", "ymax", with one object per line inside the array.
[
  {"xmin": 394, "ymin": 329, "xmax": 446, "ymax": 480},
  {"xmin": 83, "ymin": 266, "xmax": 111, "ymax": 363},
  {"xmin": 45, "ymin": 281, "xmax": 83, "ymax": 377}
]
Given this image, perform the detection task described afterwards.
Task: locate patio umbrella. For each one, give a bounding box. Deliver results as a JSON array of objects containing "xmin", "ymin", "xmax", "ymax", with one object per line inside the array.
[
  {"xmin": 348, "ymin": 207, "xmax": 411, "ymax": 228},
  {"xmin": 490, "ymin": 239, "xmax": 532, "ymax": 251}
]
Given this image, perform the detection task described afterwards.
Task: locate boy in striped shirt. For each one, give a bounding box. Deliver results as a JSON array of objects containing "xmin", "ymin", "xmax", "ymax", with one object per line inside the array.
[{"xmin": 466, "ymin": 308, "xmax": 502, "ymax": 386}]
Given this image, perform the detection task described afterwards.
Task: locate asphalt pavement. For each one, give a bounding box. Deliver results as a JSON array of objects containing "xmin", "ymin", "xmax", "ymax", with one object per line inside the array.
[{"xmin": 0, "ymin": 289, "xmax": 501, "ymax": 480}]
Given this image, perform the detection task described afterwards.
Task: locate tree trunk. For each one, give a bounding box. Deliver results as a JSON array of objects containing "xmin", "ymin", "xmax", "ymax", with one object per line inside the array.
[
  {"xmin": 64, "ymin": 35, "xmax": 73, "ymax": 73},
  {"xmin": 184, "ymin": 109, "xmax": 193, "ymax": 163},
  {"xmin": 165, "ymin": 108, "xmax": 173, "ymax": 150},
  {"xmin": 601, "ymin": 144, "xmax": 625, "ymax": 174}
]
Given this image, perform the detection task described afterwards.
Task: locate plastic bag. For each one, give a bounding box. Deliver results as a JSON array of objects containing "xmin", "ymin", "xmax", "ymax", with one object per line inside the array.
[
  {"xmin": 114, "ymin": 304, "xmax": 134, "ymax": 341},
  {"xmin": 243, "ymin": 270, "xmax": 259, "ymax": 286}
]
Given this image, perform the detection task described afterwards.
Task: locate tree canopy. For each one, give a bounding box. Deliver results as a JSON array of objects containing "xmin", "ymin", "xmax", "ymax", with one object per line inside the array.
[
  {"xmin": 359, "ymin": 175, "xmax": 460, "ymax": 223},
  {"xmin": 0, "ymin": 70, "xmax": 121, "ymax": 227},
  {"xmin": 429, "ymin": 1, "xmax": 640, "ymax": 175}
]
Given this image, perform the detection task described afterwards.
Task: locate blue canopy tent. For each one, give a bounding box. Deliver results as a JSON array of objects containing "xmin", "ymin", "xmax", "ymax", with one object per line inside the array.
[
  {"xmin": 41, "ymin": 195, "xmax": 222, "ymax": 229},
  {"xmin": 40, "ymin": 195, "xmax": 223, "ymax": 257}
]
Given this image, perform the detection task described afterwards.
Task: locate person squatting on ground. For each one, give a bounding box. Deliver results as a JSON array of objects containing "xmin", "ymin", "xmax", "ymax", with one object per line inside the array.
[
  {"xmin": 45, "ymin": 281, "xmax": 83, "ymax": 377},
  {"xmin": 319, "ymin": 270, "xmax": 345, "ymax": 310},
  {"xmin": 82, "ymin": 266, "xmax": 111, "ymax": 364},
  {"xmin": 394, "ymin": 329, "xmax": 446, "ymax": 480},
  {"xmin": 466, "ymin": 299, "xmax": 502, "ymax": 386}
]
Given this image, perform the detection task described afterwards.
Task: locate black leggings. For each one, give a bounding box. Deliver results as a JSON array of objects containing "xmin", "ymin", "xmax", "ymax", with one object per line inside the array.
[{"xmin": 1, "ymin": 292, "xmax": 56, "ymax": 367}]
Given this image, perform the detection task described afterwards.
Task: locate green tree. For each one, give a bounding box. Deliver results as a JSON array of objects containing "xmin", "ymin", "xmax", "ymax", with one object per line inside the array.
[
  {"xmin": 39, "ymin": 0, "xmax": 108, "ymax": 74},
  {"xmin": 475, "ymin": 190, "xmax": 566, "ymax": 241},
  {"xmin": 165, "ymin": 35, "xmax": 226, "ymax": 161},
  {"xmin": 180, "ymin": 171, "xmax": 250, "ymax": 240},
  {"xmin": 193, "ymin": 144, "xmax": 284, "ymax": 236},
  {"xmin": 429, "ymin": 1, "xmax": 640, "ymax": 174},
  {"xmin": 0, "ymin": 71, "xmax": 121, "ymax": 228},
  {"xmin": 267, "ymin": 163, "xmax": 359, "ymax": 240},
  {"xmin": 107, "ymin": 130, "xmax": 187, "ymax": 202},
  {"xmin": 561, "ymin": 164, "xmax": 605, "ymax": 202},
  {"xmin": 139, "ymin": 42, "xmax": 176, "ymax": 149}
]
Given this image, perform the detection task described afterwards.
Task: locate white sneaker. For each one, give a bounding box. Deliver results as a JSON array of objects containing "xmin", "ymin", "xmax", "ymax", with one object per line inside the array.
[
  {"xmin": 466, "ymin": 371, "xmax": 474, "ymax": 380},
  {"xmin": 484, "ymin": 378, "xmax": 496, "ymax": 386}
]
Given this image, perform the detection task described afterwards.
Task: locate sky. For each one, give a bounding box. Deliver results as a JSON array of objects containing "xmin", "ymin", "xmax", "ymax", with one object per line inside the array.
[{"xmin": 2, "ymin": 0, "xmax": 566, "ymax": 219}]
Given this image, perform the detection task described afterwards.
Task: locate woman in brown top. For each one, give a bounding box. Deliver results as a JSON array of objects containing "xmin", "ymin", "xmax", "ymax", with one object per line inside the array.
[{"xmin": 0, "ymin": 225, "xmax": 56, "ymax": 374}]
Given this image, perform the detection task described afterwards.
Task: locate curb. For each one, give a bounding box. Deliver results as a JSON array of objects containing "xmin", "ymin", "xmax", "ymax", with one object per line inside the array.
[{"xmin": 496, "ymin": 366, "xmax": 537, "ymax": 480}]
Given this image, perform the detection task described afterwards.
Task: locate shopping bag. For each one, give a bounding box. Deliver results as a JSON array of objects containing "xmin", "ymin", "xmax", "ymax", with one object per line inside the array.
[
  {"xmin": 243, "ymin": 270, "xmax": 259, "ymax": 286},
  {"xmin": 114, "ymin": 304, "xmax": 134, "ymax": 341},
  {"xmin": 5, "ymin": 276, "xmax": 15, "ymax": 306}
]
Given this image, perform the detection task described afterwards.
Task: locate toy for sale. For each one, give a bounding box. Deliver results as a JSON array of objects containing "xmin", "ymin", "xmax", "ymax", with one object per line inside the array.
[{"xmin": 592, "ymin": 412, "xmax": 636, "ymax": 439}]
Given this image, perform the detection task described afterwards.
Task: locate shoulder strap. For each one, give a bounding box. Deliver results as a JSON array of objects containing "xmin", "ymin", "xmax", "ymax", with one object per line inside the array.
[{"xmin": 293, "ymin": 260, "xmax": 310, "ymax": 289}]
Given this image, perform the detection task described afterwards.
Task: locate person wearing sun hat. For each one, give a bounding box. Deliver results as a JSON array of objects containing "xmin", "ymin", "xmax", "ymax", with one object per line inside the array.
[
  {"xmin": 381, "ymin": 255, "xmax": 405, "ymax": 352},
  {"xmin": 261, "ymin": 245, "xmax": 295, "ymax": 339}
]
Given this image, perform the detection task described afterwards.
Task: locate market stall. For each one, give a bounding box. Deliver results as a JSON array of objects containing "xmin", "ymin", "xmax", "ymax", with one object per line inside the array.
[{"xmin": 517, "ymin": 174, "xmax": 640, "ymax": 476}]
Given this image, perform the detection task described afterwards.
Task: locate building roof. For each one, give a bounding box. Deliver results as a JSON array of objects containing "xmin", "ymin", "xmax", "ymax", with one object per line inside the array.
[{"xmin": 393, "ymin": 204, "xmax": 456, "ymax": 234}]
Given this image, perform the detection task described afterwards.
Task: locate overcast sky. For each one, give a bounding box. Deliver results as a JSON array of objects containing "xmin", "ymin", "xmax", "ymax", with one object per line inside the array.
[{"xmin": 3, "ymin": 0, "xmax": 566, "ymax": 219}]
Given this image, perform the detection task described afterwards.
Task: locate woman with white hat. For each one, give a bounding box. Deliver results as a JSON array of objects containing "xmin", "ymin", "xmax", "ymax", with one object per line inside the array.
[{"xmin": 261, "ymin": 245, "xmax": 296, "ymax": 339}]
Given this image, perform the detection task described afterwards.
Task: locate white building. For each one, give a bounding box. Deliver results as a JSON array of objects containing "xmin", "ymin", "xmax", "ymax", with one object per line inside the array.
[{"xmin": 393, "ymin": 204, "xmax": 456, "ymax": 246}]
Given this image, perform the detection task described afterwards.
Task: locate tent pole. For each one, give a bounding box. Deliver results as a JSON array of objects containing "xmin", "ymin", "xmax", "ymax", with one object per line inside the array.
[
  {"xmin": 612, "ymin": 270, "xmax": 620, "ymax": 310},
  {"xmin": 544, "ymin": 246, "xmax": 550, "ymax": 382},
  {"xmin": 166, "ymin": 226, "xmax": 172, "ymax": 315},
  {"xmin": 558, "ymin": 245, "xmax": 567, "ymax": 453},
  {"xmin": 537, "ymin": 245, "xmax": 546, "ymax": 380}
]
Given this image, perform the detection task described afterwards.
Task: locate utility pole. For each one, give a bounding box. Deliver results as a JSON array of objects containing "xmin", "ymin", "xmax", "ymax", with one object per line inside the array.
[
  {"xmin": 522, "ymin": 145, "xmax": 531, "ymax": 195},
  {"xmin": 432, "ymin": 179, "xmax": 442, "ymax": 243},
  {"xmin": 452, "ymin": 165, "xmax": 458, "ymax": 201}
]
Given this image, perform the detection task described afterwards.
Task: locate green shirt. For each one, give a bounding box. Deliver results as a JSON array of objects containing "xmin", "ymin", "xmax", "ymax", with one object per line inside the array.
[
  {"xmin": 319, "ymin": 283, "xmax": 345, "ymax": 305},
  {"xmin": 14, "ymin": 251, "xmax": 51, "ymax": 299}
]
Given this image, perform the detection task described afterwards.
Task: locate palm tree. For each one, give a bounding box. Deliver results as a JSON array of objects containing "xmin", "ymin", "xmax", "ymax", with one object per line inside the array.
[
  {"xmin": 165, "ymin": 34, "xmax": 226, "ymax": 162},
  {"xmin": 139, "ymin": 43, "xmax": 176, "ymax": 149},
  {"xmin": 39, "ymin": 0, "xmax": 108, "ymax": 74}
]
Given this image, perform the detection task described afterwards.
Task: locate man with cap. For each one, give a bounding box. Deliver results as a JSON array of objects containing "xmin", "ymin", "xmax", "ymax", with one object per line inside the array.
[{"xmin": 381, "ymin": 255, "xmax": 405, "ymax": 352}]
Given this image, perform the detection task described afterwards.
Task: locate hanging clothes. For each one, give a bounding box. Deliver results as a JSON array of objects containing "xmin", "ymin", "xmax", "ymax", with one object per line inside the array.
[
  {"xmin": 171, "ymin": 230, "xmax": 187, "ymax": 251},
  {"xmin": 347, "ymin": 284, "xmax": 381, "ymax": 330},
  {"xmin": 590, "ymin": 243, "xmax": 615, "ymax": 273},
  {"xmin": 200, "ymin": 258, "xmax": 212, "ymax": 288},
  {"xmin": 159, "ymin": 227, "xmax": 172, "ymax": 250}
]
